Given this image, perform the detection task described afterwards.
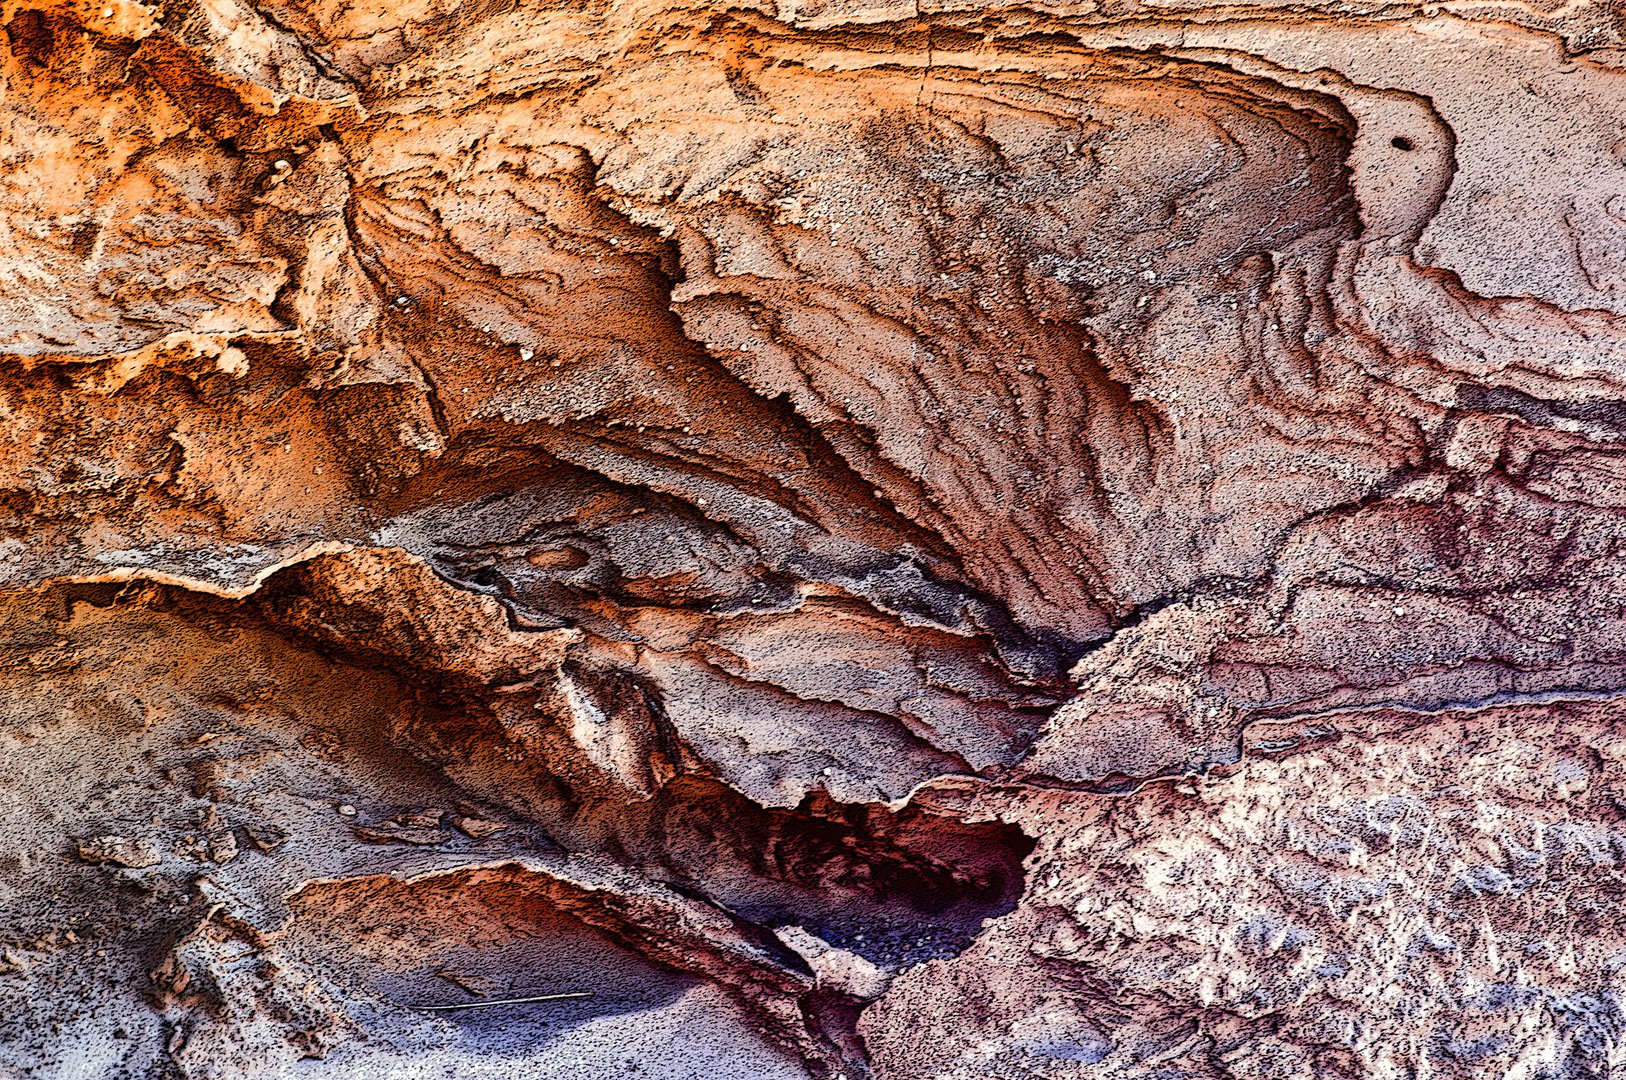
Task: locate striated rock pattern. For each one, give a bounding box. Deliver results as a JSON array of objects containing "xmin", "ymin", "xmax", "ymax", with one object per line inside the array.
[{"xmin": 1, "ymin": 0, "xmax": 1625, "ymax": 1075}]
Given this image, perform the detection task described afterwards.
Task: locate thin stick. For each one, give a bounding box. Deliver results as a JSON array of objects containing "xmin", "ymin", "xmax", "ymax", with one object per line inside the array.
[{"xmin": 412, "ymin": 991, "xmax": 595, "ymax": 1011}]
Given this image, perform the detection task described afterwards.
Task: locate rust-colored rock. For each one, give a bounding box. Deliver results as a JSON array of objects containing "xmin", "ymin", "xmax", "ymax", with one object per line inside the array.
[{"xmin": 1, "ymin": 0, "xmax": 1625, "ymax": 1075}]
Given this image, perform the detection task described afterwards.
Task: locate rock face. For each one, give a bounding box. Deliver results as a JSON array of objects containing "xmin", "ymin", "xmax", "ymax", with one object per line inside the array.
[{"xmin": 1, "ymin": 0, "xmax": 1625, "ymax": 1076}]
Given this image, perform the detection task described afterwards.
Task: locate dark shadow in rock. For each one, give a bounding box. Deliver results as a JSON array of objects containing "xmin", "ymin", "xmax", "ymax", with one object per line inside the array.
[
  {"xmin": 280, "ymin": 869, "xmax": 804, "ymax": 1070},
  {"xmin": 627, "ymin": 779, "xmax": 1037, "ymax": 969}
]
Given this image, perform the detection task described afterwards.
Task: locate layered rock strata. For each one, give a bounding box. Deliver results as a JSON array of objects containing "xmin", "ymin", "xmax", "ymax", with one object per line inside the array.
[{"xmin": 1, "ymin": 0, "xmax": 1625, "ymax": 1075}]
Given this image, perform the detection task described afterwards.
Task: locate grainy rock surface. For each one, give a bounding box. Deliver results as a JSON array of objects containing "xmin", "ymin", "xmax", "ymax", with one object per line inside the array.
[{"xmin": 1, "ymin": 0, "xmax": 1624, "ymax": 1075}]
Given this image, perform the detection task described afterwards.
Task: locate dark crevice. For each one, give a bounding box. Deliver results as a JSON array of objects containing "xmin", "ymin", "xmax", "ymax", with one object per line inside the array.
[{"xmin": 113, "ymin": 573, "xmax": 1037, "ymax": 1073}]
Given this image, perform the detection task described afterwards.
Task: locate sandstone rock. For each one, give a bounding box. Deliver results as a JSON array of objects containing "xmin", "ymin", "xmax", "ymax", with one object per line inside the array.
[
  {"xmin": 75, "ymin": 835, "xmax": 162, "ymax": 869},
  {"xmin": 451, "ymin": 815, "xmax": 507, "ymax": 839},
  {"xmin": 351, "ymin": 822, "xmax": 449, "ymax": 846},
  {"xmin": 1, "ymin": 0, "xmax": 1624, "ymax": 1075},
  {"xmin": 241, "ymin": 823, "xmax": 288, "ymax": 853},
  {"xmin": 777, "ymin": 925, "xmax": 894, "ymax": 1000}
]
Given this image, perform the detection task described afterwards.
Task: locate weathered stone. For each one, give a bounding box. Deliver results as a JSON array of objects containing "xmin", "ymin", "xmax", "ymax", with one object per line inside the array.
[
  {"xmin": 1, "ymin": 0, "xmax": 1623, "ymax": 1076},
  {"xmin": 75, "ymin": 835, "xmax": 162, "ymax": 869}
]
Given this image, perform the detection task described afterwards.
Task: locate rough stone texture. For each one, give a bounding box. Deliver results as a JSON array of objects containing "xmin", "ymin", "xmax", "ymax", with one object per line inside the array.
[{"xmin": 1, "ymin": 0, "xmax": 1625, "ymax": 1076}]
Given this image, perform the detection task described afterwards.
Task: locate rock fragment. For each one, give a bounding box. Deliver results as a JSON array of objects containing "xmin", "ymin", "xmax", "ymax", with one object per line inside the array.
[
  {"xmin": 451, "ymin": 815, "xmax": 506, "ymax": 839},
  {"xmin": 75, "ymin": 835, "xmax": 162, "ymax": 869},
  {"xmin": 352, "ymin": 822, "xmax": 449, "ymax": 846}
]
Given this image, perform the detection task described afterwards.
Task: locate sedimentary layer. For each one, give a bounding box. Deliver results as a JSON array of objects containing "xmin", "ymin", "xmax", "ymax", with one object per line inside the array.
[{"xmin": 2, "ymin": 0, "xmax": 1625, "ymax": 1075}]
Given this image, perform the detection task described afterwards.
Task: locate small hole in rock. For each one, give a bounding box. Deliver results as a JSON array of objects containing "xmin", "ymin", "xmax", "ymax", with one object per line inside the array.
[{"xmin": 1391, "ymin": 136, "xmax": 1415, "ymax": 151}]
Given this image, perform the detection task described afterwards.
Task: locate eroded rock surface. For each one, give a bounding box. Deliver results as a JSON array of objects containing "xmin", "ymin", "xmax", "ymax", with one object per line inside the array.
[{"xmin": 1, "ymin": 0, "xmax": 1625, "ymax": 1075}]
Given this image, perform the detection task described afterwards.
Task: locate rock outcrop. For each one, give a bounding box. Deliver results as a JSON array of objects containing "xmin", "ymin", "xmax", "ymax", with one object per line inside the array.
[{"xmin": 2, "ymin": 0, "xmax": 1625, "ymax": 1075}]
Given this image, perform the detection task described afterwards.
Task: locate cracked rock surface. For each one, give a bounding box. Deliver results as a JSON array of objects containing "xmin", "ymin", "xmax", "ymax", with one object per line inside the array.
[{"xmin": 1, "ymin": 0, "xmax": 1625, "ymax": 1075}]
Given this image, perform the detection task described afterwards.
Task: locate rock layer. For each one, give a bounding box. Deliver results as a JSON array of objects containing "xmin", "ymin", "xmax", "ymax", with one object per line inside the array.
[{"xmin": 1, "ymin": 0, "xmax": 1626, "ymax": 1076}]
